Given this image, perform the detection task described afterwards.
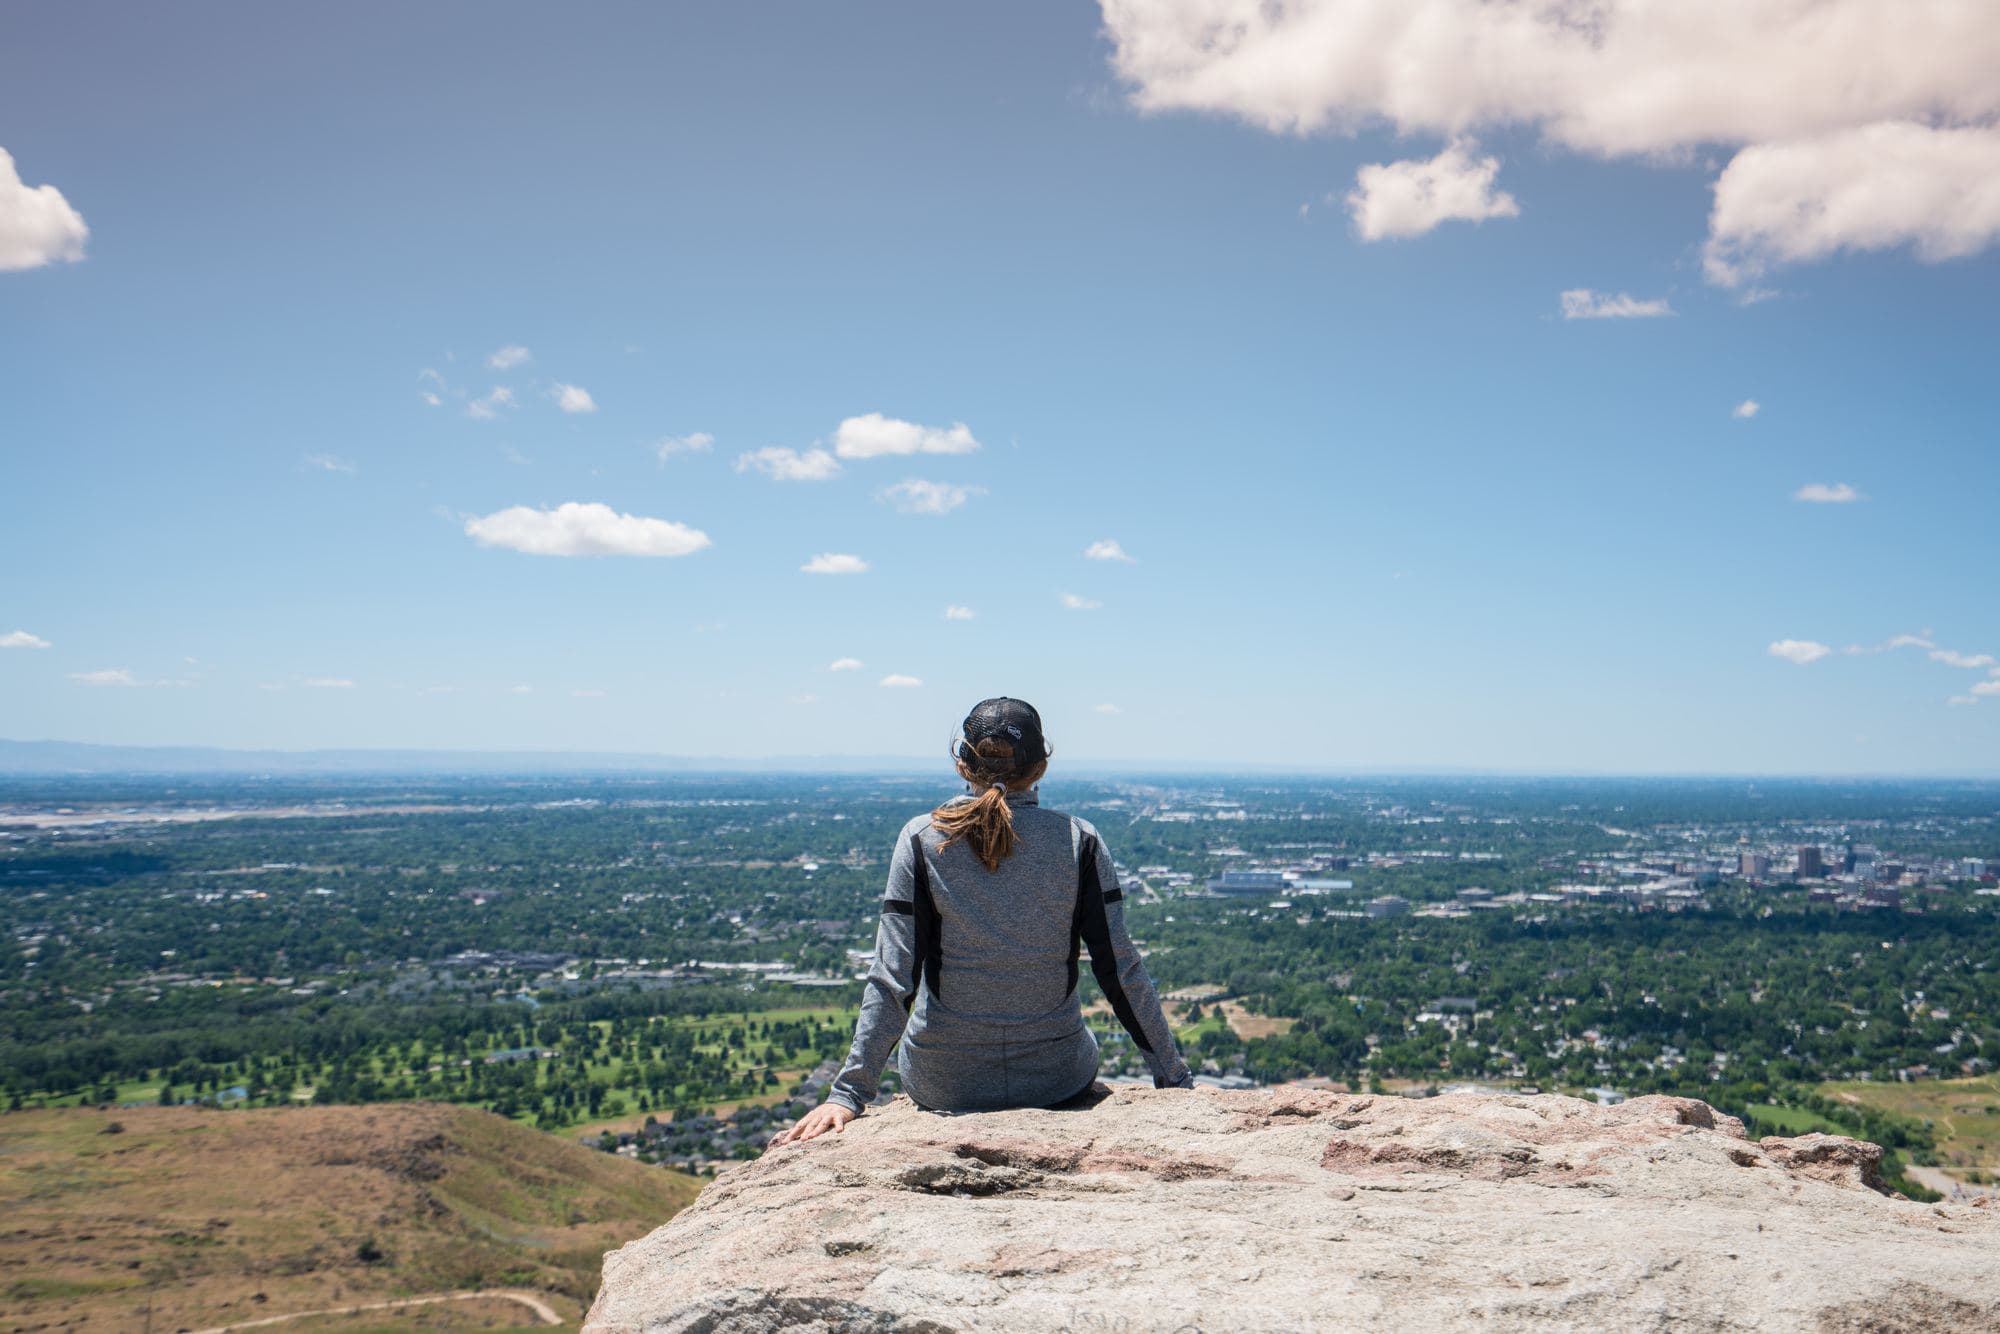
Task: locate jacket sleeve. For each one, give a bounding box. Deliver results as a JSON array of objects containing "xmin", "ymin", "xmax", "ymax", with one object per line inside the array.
[
  {"xmin": 825, "ymin": 829, "xmax": 922, "ymax": 1114},
  {"xmin": 1075, "ymin": 823, "xmax": 1195, "ymax": 1089}
]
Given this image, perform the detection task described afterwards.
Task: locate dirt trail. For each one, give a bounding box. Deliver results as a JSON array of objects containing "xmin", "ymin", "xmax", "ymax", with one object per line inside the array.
[{"xmin": 189, "ymin": 1287, "xmax": 561, "ymax": 1332}]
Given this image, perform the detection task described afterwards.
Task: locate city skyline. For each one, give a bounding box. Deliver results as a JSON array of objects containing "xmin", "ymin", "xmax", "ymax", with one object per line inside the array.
[{"xmin": 3, "ymin": 2, "xmax": 1997, "ymax": 774}]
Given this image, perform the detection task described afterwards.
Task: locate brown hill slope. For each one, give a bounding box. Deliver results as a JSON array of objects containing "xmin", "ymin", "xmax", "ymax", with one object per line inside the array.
[{"xmin": 0, "ymin": 1102, "xmax": 699, "ymax": 1332}]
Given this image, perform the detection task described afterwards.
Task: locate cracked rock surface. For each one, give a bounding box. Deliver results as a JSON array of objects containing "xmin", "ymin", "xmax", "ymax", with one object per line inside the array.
[{"xmin": 585, "ymin": 1087, "xmax": 2000, "ymax": 1332}]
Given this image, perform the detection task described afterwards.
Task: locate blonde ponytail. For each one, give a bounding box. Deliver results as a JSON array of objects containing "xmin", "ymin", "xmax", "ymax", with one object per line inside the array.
[{"xmin": 931, "ymin": 737, "xmax": 1037, "ymax": 870}]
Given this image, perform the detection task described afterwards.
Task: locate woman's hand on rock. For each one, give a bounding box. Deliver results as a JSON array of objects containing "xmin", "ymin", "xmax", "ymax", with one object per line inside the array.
[{"xmin": 769, "ymin": 1102, "xmax": 855, "ymax": 1148}]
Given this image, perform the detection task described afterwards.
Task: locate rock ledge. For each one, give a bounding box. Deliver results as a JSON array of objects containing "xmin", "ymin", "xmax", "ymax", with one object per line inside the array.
[{"xmin": 586, "ymin": 1088, "xmax": 1999, "ymax": 1332}]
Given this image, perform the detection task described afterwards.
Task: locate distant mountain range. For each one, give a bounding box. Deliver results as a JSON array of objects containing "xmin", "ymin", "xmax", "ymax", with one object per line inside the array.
[{"xmin": 0, "ymin": 738, "xmax": 938, "ymax": 776}]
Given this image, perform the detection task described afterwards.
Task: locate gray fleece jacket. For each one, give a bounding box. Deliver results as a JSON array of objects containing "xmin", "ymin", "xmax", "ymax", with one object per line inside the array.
[{"xmin": 827, "ymin": 787, "xmax": 1194, "ymax": 1115}]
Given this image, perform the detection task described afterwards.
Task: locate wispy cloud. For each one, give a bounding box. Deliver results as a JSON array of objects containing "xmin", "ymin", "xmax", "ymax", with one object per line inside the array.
[
  {"xmin": 1932, "ymin": 649, "xmax": 1996, "ymax": 670},
  {"xmin": 571, "ymin": 688, "xmax": 607, "ymax": 698},
  {"xmin": 1093, "ymin": 703, "xmax": 1121, "ymax": 714},
  {"xmin": 467, "ymin": 386, "xmax": 515, "ymax": 421},
  {"xmin": 1794, "ymin": 482, "xmax": 1862, "ymax": 504},
  {"xmin": 1060, "ymin": 592, "xmax": 1103, "ymax": 611},
  {"xmin": 736, "ymin": 446, "xmax": 840, "ymax": 482},
  {"xmin": 944, "ymin": 605, "xmax": 975, "ymax": 621},
  {"xmin": 0, "ymin": 629, "xmax": 50, "ymax": 650},
  {"xmin": 802, "ymin": 553, "xmax": 868, "ymax": 575},
  {"xmin": 553, "ymin": 383, "xmax": 597, "ymax": 414},
  {"xmin": 827, "ymin": 657, "xmax": 864, "ymax": 672},
  {"xmin": 300, "ymin": 452, "xmax": 355, "ymax": 474},
  {"xmin": 1768, "ymin": 639, "xmax": 1831, "ymax": 665},
  {"xmin": 1084, "ymin": 539, "xmax": 1135, "ymax": 563},
  {"xmin": 1732, "ymin": 399, "xmax": 1760, "ymax": 419},
  {"xmin": 656, "ymin": 431, "xmax": 714, "ymax": 463},
  {"xmin": 1845, "ymin": 633, "xmax": 1935, "ymax": 656},
  {"xmin": 487, "ymin": 344, "xmax": 532, "ymax": 370},
  {"xmin": 834, "ymin": 413, "xmax": 980, "ymax": 459},
  {"xmin": 882, "ymin": 479, "xmax": 982, "ymax": 515},
  {"xmin": 1560, "ymin": 289, "xmax": 1673, "ymax": 320},
  {"xmin": 879, "ymin": 674, "xmax": 923, "ymax": 688},
  {"xmin": 464, "ymin": 502, "xmax": 711, "ymax": 558},
  {"xmin": 301, "ymin": 676, "xmax": 355, "ymax": 689},
  {"xmin": 70, "ymin": 668, "xmax": 139, "ymax": 687}
]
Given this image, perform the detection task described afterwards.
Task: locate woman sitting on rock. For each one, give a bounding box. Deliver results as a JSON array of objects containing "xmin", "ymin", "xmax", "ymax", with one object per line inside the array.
[{"xmin": 771, "ymin": 697, "xmax": 1194, "ymax": 1146}]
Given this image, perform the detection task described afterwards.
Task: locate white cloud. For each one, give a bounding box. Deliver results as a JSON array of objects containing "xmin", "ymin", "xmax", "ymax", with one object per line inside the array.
[
  {"xmin": 1949, "ymin": 694, "xmax": 1978, "ymax": 706},
  {"xmin": 1706, "ymin": 122, "xmax": 2000, "ymax": 286},
  {"xmin": 487, "ymin": 344, "xmax": 532, "ymax": 370},
  {"xmin": 944, "ymin": 605, "xmax": 975, "ymax": 620},
  {"xmin": 421, "ymin": 392, "xmax": 443, "ymax": 407},
  {"xmin": 1733, "ymin": 399, "xmax": 1760, "ymax": 419},
  {"xmin": 1098, "ymin": 2, "xmax": 2000, "ymax": 283},
  {"xmin": 70, "ymin": 668, "xmax": 138, "ymax": 687},
  {"xmin": 802, "ymin": 553, "xmax": 868, "ymax": 575},
  {"xmin": 467, "ymin": 386, "xmax": 515, "ymax": 421},
  {"xmin": 1931, "ymin": 649, "xmax": 1996, "ymax": 670},
  {"xmin": 508, "ymin": 684, "xmax": 533, "ymax": 694},
  {"xmin": 464, "ymin": 502, "xmax": 712, "ymax": 558},
  {"xmin": 0, "ymin": 147, "xmax": 88, "ymax": 272},
  {"xmin": 1093, "ymin": 703, "xmax": 1122, "ymax": 714},
  {"xmin": 302, "ymin": 676, "xmax": 355, "ymax": 689},
  {"xmin": 735, "ymin": 446, "xmax": 841, "ymax": 482},
  {"xmin": 882, "ymin": 479, "xmax": 983, "ymax": 515},
  {"xmin": 1345, "ymin": 140, "xmax": 1519, "ymax": 240},
  {"xmin": 833, "ymin": 413, "xmax": 981, "ymax": 459},
  {"xmin": 0, "ymin": 630, "xmax": 50, "ymax": 649},
  {"xmin": 1769, "ymin": 639, "xmax": 1832, "ymax": 665},
  {"xmin": 827, "ymin": 657, "xmax": 864, "ymax": 672},
  {"xmin": 1084, "ymin": 539, "xmax": 1135, "ymax": 563},
  {"xmin": 553, "ymin": 383, "xmax": 597, "ymax": 414},
  {"xmin": 1060, "ymin": 592, "xmax": 1103, "ymax": 611},
  {"xmin": 301, "ymin": 453, "xmax": 355, "ymax": 474},
  {"xmin": 1560, "ymin": 289, "xmax": 1673, "ymax": 320},
  {"xmin": 879, "ymin": 674, "xmax": 923, "ymax": 688},
  {"xmin": 1885, "ymin": 633, "xmax": 1934, "ymax": 651},
  {"xmin": 1973, "ymin": 679, "xmax": 2000, "ymax": 697},
  {"xmin": 1794, "ymin": 482, "xmax": 1862, "ymax": 504},
  {"xmin": 656, "ymin": 432, "xmax": 714, "ymax": 463}
]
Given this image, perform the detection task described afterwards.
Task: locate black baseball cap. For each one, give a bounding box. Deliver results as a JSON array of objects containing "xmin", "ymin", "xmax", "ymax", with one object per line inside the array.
[{"xmin": 949, "ymin": 697, "xmax": 1052, "ymax": 776}]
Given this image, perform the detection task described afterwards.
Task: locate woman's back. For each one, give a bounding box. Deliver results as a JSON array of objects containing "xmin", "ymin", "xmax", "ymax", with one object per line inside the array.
[
  {"xmin": 908, "ymin": 793, "xmax": 1090, "ymax": 1029},
  {"xmin": 775, "ymin": 698, "xmax": 1193, "ymax": 1140}
]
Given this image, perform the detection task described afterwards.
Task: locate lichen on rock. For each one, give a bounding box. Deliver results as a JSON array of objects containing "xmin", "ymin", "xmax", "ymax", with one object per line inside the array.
[{"xmin": 585, "ymin": 1087, "xmax": 2000, "ymax": 1332}]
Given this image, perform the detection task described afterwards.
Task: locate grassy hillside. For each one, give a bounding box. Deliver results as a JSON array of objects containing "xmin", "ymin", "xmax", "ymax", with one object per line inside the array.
[
  {"xmin": 1822, "ymin": 1074, "xmax": 2000, "ymax": 1183},
  {"xmin": 0, "ymin": 1102, "xmax": 700, "ymax": 1332}
]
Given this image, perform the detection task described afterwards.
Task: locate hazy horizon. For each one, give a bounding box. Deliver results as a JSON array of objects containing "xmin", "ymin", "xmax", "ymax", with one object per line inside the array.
[{"xmin": 4, "ymin": 736, "xmax": 1999, "ymax": 782}]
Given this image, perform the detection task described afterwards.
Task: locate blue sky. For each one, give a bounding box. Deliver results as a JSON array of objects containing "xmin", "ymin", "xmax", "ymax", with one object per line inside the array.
[{"xmin": 2, "ymin": 2, "xmax": 1997, "ymax": 773}]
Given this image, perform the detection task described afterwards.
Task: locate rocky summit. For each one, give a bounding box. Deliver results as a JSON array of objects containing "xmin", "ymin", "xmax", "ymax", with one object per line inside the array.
[{"xmin": 586, "ymin": 1087, "xmax": 2000, "ymax": 1332}]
